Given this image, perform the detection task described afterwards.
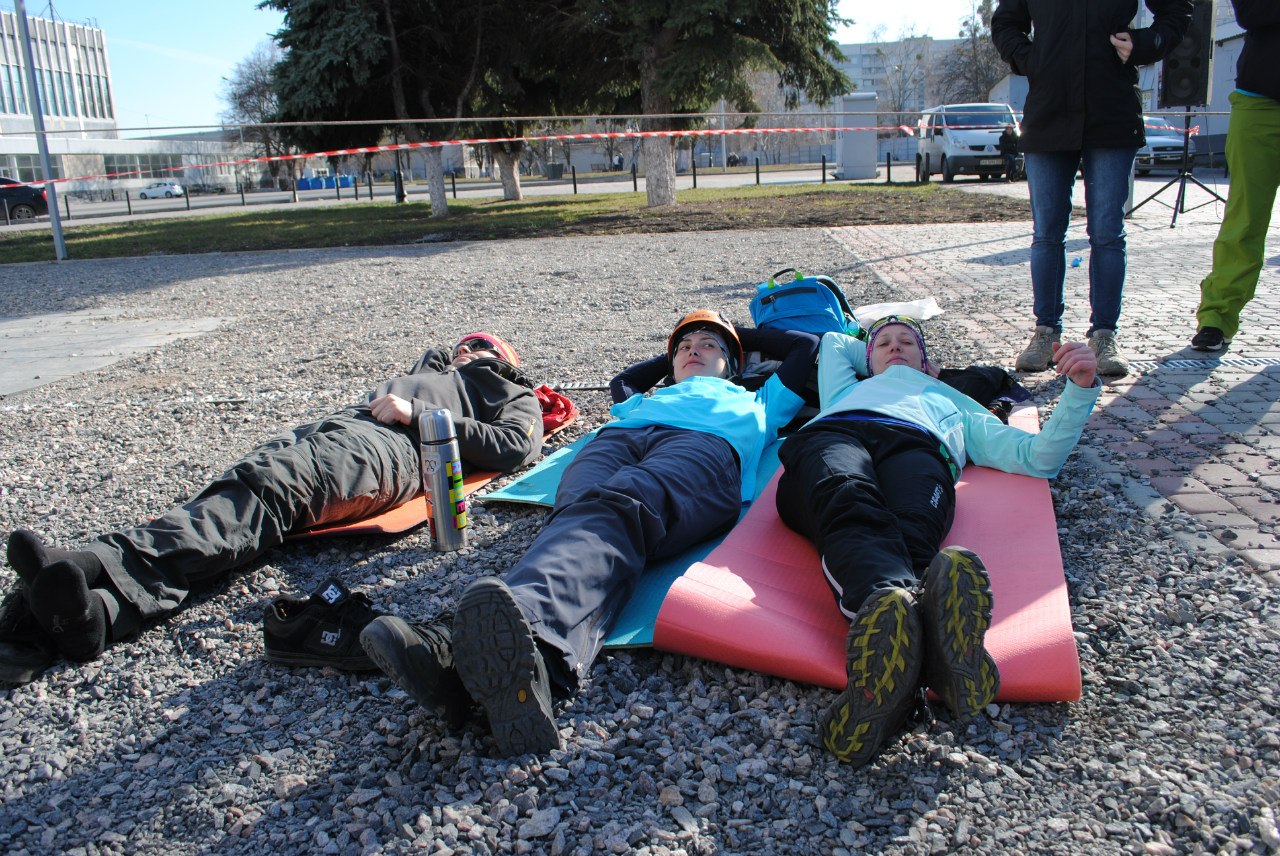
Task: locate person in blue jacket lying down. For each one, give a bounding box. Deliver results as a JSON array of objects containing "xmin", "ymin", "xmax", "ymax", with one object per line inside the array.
[
  {"xmin": 775, "ymin": 315, "xmax": 1100, "ymax": 767},
  {"xmin": 360, "ymin": 310, "xmax": 819, "ymax": 757}
]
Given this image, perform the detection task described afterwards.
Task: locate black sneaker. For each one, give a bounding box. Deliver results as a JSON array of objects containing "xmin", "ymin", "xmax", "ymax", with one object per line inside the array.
[
  {"xmin": 1190, "ymin": 326, "xmax": 1231, "ymax": 352},
  {"xmin": 819, "ymin": 587, "xmax": 923, "ymax": 766},
  {"xmin": 262, "ymin": 578, "xmax": 383, "ymax": 671},
  {"xmin": 918, "ymin": 547, "xmax": 1000, "ymax": 720},
  {"xmin": 452, "ymin": 577, "xmax": 561, "ymax": 756},
  {"xmin": 359, "ymin": 615, "xmax": 473, "ymax": 729},
  {"xmin": 0, "ymin": 583, "xmax": 59, "ymax": 687}
]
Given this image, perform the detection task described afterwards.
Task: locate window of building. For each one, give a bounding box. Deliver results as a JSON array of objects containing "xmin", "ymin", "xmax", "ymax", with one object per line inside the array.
[
  {"xmin": 0, "ymin": 66, "xmax": 12, "ymax": 114},
  {"xmin": 99, "ymin": 75, "xmax": 112, "ymax": 118},
  {"xmin": 1, "ymin": 154, "xmax": 63, "ymax": 182},
  {"xmin": 103, "ymin": 153, "xmax": 183, "ymax": 180},
  {"xmin": 57, "ymin": 71, "xmax": 72, "ymax": 116}
]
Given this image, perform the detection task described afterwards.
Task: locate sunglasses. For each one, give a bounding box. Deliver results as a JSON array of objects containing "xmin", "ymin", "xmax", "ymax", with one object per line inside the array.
[{"xmin": 454, "ymin": 336, "xmax": 500, "ymax": 357}]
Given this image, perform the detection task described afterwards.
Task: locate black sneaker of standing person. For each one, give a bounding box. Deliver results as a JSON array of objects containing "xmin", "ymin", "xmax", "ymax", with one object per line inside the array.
[
  {"xmin": 262, "ymin": 577, "xmax": 385, "ymax": 671},
  {"xmin": 0, "ymin": 582, "xmax": 60, "ymax": 687},
  {"xmin": 1190, "ymin": 326, "xmax": 1231, "ymax": 352},
  {"xmin": 359, "ymin": 615, "xmax": 474, "ymax": 730}
]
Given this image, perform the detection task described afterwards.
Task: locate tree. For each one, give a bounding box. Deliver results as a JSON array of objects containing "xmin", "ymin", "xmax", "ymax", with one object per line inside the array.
[
  {"xmin": 871, "ymin": 26, "xmax": 931, "ymax": 131},
  {"xmin": 933, "ymin": 0, "xmax": 1006, "ymax": 104},
  {"xmin": 571, "ymin": 0, "xmax": 851, "ymax": 207},
  {"xmin": 267, "ymin": 0, "xmax": 606, "ymax": 210},
  {"xmin": 266, "ymin": 0, "xmax": 494, "ymax": 217},
  {"xmin": 220, "ymin": 40, "xmax": 288, "ymax": 181}
]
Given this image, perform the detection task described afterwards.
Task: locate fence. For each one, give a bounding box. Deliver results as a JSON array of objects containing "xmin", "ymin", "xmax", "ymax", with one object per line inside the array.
[{"xmin": 2, "ymin": 109, "xmax": 1228, "ymax": 227}]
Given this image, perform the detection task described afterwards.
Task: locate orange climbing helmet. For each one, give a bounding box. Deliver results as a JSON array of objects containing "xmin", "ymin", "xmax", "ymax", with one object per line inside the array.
[{"xmin": 667, "ymin": 309, "xmax": 743, "ymax": 375}]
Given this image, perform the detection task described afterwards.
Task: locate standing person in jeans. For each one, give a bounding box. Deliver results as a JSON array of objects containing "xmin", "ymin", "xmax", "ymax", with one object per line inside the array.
[
  {"xmin": 1191, "ymin": 0, "xmax": 1280, "ymax": 352},
  {"xmin": 360, "ymin": 312, "xmax": 818, "ymax": 757},
  {"xmin": 993, "ymin": 0, "xmax": 1193, "ymax": 378}
]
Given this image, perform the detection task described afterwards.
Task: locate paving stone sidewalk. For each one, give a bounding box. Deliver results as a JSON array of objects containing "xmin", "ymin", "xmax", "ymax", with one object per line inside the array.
[{"xmin": 829, "ymin": 173, "xmax": 1280, "ymax": 577}]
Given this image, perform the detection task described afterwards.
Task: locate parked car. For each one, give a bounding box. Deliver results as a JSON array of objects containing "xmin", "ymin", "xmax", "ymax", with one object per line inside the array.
[
  {"xmin": 186, "ymin": 182, "xmax": 228, "ymax": 194},
  {"xmin": 916, "ymin": 102, "xmax": 1019, "ymax": 182},
  {"xmin": 138, "ymin": 181, "xmax": 185, "ymax": 199},
  {"xmin": 0, "ymin": 176, "xmax": 48, "ymax": 221},
  {"xmin": 1136, "ymin": 116, "xmax": 1187, "ymax": 176}
]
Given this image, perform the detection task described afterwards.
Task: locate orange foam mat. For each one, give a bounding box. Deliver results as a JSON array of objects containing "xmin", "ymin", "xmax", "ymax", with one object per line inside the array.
[
  {"xmin": 287, "ymin": 416, "xmax": 577, "ymax": 540},
  {"xmin": 286, "ymin": 470, "xmax": 496, "ymax": 539},
  {"xmin": 652, "ymin": 408, "xmax": 1082, "ymax": 703}
]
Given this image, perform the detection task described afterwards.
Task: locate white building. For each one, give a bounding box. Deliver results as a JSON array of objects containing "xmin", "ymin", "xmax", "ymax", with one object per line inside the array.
[{"xmin": 1, "ymin": 5, "xmax": 252, "ymax": 193}]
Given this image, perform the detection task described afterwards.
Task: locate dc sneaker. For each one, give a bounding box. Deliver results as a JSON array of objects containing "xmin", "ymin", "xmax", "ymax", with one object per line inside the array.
[{"xmin": 263, "ymin": 577, "xmax": 383, "ymax": 671}]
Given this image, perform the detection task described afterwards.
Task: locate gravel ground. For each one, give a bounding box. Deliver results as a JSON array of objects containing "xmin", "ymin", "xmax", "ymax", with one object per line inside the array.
[{"xmin": 1, "ymin": 229, "xmax": 1278, "ymax": 856}]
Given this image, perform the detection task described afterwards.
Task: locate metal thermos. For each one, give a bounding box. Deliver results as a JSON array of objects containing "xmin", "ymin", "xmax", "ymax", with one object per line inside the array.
[{"xmin": 418, "ymin": 408, "xmax": 468, "ymax": 551}]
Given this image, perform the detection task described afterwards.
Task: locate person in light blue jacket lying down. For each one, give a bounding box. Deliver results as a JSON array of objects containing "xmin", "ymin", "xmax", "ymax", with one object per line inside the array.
[
  {"xmin": 360, "ymin": 310, "xmax": 818, "ymax": 759},
  {"xmin": 775, "ymin": 315, "xmax": 1101, "ymax": 768}
]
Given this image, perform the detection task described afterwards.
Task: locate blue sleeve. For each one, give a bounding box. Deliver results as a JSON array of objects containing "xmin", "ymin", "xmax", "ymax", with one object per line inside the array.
[
  {"xmin": 817, "ymin": 332, "xmax": 868, "ymax": 408},
  {"xmin": 961, "ymin": 380, "xmax": 1102, "ymax": 478},
  {"xmin": 758, "ymin": 375, "xmax": 806, "ymax": 440}
]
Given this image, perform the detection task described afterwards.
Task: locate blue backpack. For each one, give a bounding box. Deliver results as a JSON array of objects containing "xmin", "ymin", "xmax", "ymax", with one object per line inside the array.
[{"xmin": 749, "ymin": 268, "xmax": 861, "ymax": 338}]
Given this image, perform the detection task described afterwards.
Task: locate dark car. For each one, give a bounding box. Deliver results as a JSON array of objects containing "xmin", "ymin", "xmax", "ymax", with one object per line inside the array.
[{"xmin": 0, "ymin": 176, "xmax": 48, "ymax": 221}]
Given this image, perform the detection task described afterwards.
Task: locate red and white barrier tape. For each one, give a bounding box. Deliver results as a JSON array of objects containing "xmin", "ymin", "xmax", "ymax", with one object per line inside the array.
[{"xmin": 12, "ymin": 120, "xmax": 1201, "ymax": 188}]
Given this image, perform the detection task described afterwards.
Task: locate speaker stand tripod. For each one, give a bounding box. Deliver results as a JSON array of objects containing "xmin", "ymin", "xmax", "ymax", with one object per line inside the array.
[{"xmin": 1126, "ymin": 108, "xmax": 1225, "ymax": 227}]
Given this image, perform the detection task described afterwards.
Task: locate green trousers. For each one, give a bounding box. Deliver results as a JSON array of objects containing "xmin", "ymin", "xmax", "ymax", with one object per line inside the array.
[{"xmin": 1196, "ymin": 90, "xmax": 1280, "ymax": 339}]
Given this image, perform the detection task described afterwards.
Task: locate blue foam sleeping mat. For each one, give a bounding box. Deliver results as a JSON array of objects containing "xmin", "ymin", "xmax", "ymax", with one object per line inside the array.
[{"xmin": 480, "ymin": 430, "xmax": 783, "ymax": 648}]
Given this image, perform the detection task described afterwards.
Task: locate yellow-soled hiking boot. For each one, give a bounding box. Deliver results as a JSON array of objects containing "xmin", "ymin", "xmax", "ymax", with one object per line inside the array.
[
  {"xmin": 918, "ymin": 546, "xmax": 1000, "ymax": 719},
  {"xmin": 819, "ymin": 587, "xmax": 923, "ymax": 766}
]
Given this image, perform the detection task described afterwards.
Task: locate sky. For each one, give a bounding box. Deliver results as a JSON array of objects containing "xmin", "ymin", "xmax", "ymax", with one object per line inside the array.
[
  {"xmin": 835, "ymin": 0, "xmax": 979, "ymax": 44},
  {"xmin": 7, "ymin": 0, "xmax": 978, "ymax": 133}
]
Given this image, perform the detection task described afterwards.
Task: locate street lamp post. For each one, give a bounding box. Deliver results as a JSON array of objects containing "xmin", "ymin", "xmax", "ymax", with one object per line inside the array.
[{"xmin": 13, "ymin": 0, "xmax": 66, "ymax": 260}]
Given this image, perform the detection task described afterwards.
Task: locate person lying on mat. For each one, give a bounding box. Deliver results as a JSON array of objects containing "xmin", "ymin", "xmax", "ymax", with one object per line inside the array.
[
  {"xmin": 1, "ymin": 333, "xmax": 543, "ymax": 687},
  {"xmin": 775, "ymin": 316, "xmax": 1100, "ymax": 767},
  {"xmin": 360, "ymin": 311, "xmax": 819, "ymax": 757}
]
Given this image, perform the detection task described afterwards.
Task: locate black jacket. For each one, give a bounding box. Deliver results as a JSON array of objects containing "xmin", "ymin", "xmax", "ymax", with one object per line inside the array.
[
  {"xmin": 998, "ymin": 127, "xmax": 1021, "ymax": 154},
  {"xmin": 992, "ymin": 0, "xmax": 1193, "ymax": 151},
  {"xmin": 1231, "ymin": 0, "xmax": 1280, "ymax": 101},
  {"xmin": 609, "ymin": 327, "xmax": 819, "ymax": 403},
  {"xmin": 354, "ymin": 347, "xmax": 543, "ymax": 473}
]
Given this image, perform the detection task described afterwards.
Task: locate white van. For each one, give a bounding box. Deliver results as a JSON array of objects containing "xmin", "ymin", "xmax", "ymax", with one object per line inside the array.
[{"xmin": 916, "ymin": 103, "xmax": 1019, "ymax": 182}]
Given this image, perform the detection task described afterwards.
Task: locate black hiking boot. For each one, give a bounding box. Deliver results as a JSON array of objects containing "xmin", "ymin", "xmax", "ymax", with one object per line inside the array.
[
  {"xmin": 452, "ymin": 577, "xmax": 561, "ymax": 757},
  {"xmin": 819, "ymin": 587, "xmax": 923, "ymax": 766},
  {"xmin": 359, "ymin": 615, "xmax": 473, "ymax": 729},
  {"xmin": 917, "ymin": 546, "xmax": 1000, "ymax": 720}
]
